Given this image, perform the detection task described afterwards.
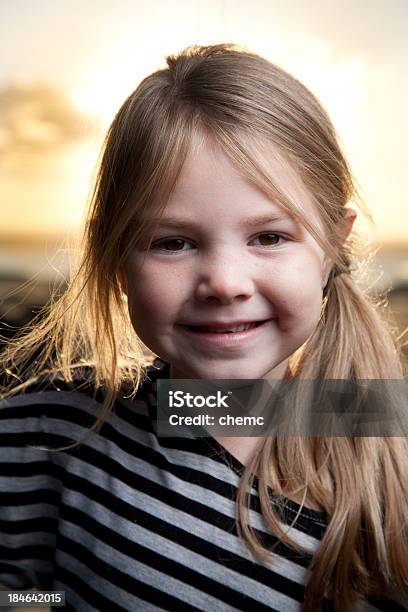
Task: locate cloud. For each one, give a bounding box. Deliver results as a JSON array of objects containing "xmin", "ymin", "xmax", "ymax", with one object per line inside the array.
[{"xmin": 0, "ymin": 83, "xmax": 97, "ymax": 157}]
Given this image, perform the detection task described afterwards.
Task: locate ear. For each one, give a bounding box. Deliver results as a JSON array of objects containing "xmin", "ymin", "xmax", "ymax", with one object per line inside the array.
[
  {"xmin": 337, "ymin": 206, "xmax": 357, "ymax": 244},
  {"xmin": 321, "ymin": 207, "xmax": 357, "ymax": 287}
]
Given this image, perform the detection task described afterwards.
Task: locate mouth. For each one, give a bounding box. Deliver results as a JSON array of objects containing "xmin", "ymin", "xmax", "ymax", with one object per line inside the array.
[
  {"xmin": 184, "ymin": 320, "xmax": 267, "ymax": 333},
  {"xmin": 178, "ymin": 319, "xmax": 274, "ymax": 347}
]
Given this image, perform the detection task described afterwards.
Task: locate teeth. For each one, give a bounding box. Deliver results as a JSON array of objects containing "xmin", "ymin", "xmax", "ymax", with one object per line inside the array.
[{"xmin": 198, "ymin": 322, "xmax": 258, "ymax": 333}]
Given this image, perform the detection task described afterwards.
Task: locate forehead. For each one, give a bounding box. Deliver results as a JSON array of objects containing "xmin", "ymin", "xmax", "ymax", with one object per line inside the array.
[{"xmin": 163, "ymin": 135, "xmax": 322, "ymax": 229}]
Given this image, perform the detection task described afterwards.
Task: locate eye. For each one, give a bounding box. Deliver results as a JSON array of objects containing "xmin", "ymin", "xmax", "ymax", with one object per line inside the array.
[
  {"xmin": 151, "ymin": 238, "xmax": 194, "ymax": 253},
  {"xmin": 251, "ymin": 232, "xmax": 286, "ymax": 247}
]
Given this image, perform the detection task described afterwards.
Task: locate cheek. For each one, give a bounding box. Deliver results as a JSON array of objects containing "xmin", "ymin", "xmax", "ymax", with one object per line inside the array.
[
  {"xmin": 124, "ymin": 260, "xmax": 184, "ymax": 327},
  {"xmin": 265, "ymin": 265, "xmax": 323, "ymax": 330}
]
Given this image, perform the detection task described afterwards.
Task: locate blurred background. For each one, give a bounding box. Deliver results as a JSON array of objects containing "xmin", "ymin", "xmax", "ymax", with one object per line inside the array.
[{"xmin": 0, "ymin": 0, "xmax": 407, "ymax": 360}]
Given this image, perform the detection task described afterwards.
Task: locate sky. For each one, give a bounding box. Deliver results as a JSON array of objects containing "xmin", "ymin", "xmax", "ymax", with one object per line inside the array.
[{"xmin": 0, "ymin": 0, "xmax": 407, "ymax": 246}]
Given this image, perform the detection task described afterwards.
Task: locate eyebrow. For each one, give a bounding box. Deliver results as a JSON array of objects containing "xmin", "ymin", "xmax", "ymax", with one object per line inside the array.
[{"xmin": 151, "ymin": 213, "xmax": 295, "ymax": 230}]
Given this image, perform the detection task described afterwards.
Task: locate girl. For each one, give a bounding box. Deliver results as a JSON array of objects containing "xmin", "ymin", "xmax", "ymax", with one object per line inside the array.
[{"xmin": 0, "ymin": 44, "xmax": 407, "ymax": 612}]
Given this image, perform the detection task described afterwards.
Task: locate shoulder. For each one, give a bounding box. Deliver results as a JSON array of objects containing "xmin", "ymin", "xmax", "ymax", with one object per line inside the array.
[
  {"xmin": 0, "ymin": 358, "xmax": 169, "ymax": 433},
  {"xmin": 1, "ymin": 366, "xmax": 101, "ymax": 415},
  {"xmin": 0, "ymin": 368, "xmax": 102, "ymax": 449}
]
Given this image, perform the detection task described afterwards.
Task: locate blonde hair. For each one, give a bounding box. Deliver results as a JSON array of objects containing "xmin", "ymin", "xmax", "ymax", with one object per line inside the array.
[{"xmin": 1, "ymin": 44, "xmax": 407, "ymax": 610}]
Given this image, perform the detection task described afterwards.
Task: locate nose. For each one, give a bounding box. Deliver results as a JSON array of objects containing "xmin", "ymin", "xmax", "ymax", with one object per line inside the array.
[{"xmin": 194, "ymin": 251, "xmax": 255, "ymax": 305}]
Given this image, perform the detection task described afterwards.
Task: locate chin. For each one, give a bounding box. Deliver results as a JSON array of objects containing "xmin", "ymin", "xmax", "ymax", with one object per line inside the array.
[{"xmin": 199, "ymin": 362, "xmax": 270, "ymax": 380}]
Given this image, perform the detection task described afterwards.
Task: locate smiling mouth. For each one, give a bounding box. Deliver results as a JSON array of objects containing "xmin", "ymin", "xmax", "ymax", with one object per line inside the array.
[{"xmin": 184, "ymin": 321, "xmax": 267, "ymax": 333}]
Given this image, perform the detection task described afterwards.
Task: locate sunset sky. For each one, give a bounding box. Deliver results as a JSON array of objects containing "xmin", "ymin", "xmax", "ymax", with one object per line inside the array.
[{"xmin": 0, "ymin": 0, "xmax": 407, "ymax": 246}]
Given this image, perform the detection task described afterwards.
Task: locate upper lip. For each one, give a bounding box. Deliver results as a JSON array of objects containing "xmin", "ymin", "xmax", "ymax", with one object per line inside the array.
[{"xmin": 181, "ymin": 319, "xmax": 271, "ymax": 329}]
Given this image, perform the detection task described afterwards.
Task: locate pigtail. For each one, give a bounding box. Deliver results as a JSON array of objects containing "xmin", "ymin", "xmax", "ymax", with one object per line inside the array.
[{"xmin": 293, "ymin": 272, "xmax": 404, "ymax": 379}]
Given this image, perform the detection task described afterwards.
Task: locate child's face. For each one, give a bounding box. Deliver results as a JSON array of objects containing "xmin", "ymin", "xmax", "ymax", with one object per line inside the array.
[{"xmin": 123, "ymin": 139, "xmax": 329, "ymax": 379}]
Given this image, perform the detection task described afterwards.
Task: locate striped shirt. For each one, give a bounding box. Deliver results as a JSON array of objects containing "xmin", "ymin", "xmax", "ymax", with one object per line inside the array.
[{"xmin": 0, "ymin": 358, "xmax": 406, "ymax": 611}]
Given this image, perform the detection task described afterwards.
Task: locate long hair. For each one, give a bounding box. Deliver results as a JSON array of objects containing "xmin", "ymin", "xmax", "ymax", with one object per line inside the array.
[{"xmin": 1, "ymin": 44, "xmax": 407, "ymax": 610}]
